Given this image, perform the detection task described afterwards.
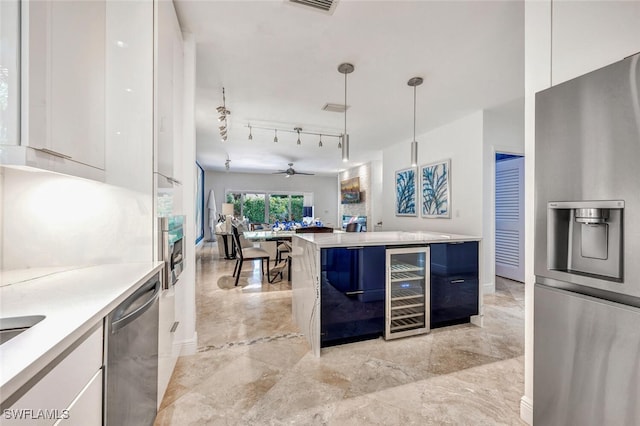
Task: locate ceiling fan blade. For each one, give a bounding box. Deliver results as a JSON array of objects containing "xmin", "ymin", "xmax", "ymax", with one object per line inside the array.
[
  {"xmin": 272, "ymin": 171, "xmax": 287, "ymax": 174},
  {"xmin": 296, "ymin": 172, "xmax": 315, "ymax": 175}
]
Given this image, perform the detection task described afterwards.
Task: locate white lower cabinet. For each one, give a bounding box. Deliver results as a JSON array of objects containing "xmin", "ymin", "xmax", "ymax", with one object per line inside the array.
[
  {"xmin": 158, "ymin": 286, "xmax": 179, "ymax": 406},
  {"xmin": 4, "ymin": 325, "xmax": 103, "ymax": 425},
  {"xmin": 53, "ymin": 370, "xmax": 102, "ymax": 426}
]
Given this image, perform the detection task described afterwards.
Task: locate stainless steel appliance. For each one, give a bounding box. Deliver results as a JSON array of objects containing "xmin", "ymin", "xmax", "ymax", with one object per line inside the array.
[
  {"xmin": 159, "ymin": 216, "xmax": 185, "ymax": 289},
  {"xmin": 104, "ymin": 273, "xmax": 160, "ymax": 425},
  {"xmin": 385, "ymin": 246, "xmax": 430, "ymax": 339},
  {"xmin": 534, "ymin": 53, "xmax": 640, "ymax": 425}
]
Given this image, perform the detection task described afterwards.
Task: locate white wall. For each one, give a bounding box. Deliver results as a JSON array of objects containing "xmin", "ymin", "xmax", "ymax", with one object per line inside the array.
[
  {"xmin": 204, "ymin": 171, "xmax": 339, "ymax": 239},
  {"xmin": 382, "ymin": 111, "xmax": 484, "ymax": 237},
  {"xmin": 1, "ymin": 167, "xmax": 153, "ymax": 282},
  {"xmin": 482, "ymin": 98, "xmax": 525, "ymax": 291},
  {"xmin": 522, "ymin": 1, "xmax": 640, "ymax": 424}
]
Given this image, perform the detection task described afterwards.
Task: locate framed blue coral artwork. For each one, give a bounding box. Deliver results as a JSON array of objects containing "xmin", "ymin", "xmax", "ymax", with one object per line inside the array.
[
  {"xmin": 395, "ymin": 167, "xmax": 417, "ymax": 216},
  {"xmin": 421, "ymin": 159, "xmax": 451, "ymax": 218}
]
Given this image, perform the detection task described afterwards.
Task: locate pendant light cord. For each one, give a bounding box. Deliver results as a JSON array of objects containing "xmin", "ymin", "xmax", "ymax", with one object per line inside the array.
[
  {"xmin": 413, "ymin": 85, "xmax": 416, "ymax": 141},
  {"xmin": 344, "ymin": 71, "xmax": 348, "ymax": 136}
]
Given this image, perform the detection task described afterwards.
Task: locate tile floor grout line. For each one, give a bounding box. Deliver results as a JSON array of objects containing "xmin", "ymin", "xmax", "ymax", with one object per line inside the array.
[{"xmin": 197, "ymin": 332, "xmax": 305, "ymax": 353}]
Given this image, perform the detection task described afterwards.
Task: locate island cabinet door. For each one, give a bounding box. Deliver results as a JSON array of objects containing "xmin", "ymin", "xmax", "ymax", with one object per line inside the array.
[
  {"xmin": 320, "ymin": 246, "xmax": 385, "ymax": 347},
  {"xmin": 430, "ymin": 241, "xmax": 479, "ymax": 328}
]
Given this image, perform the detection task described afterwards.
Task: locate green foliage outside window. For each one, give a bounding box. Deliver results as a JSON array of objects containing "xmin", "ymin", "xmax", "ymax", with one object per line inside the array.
[
  {"xmin": 243, "ymin": 196, "xmax": 266, "ymax": 223},
  {"xmin": 226, "ymin": 192, "xmax": 305, "ymax": 224},
  {"xmin": 291, "ymin": 195, "xmax": 304, "ymax": 221}
]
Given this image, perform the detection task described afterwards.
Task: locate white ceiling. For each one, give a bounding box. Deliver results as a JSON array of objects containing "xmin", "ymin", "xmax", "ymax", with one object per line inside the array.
[{"xmin": 174, "ymin": 0, "xmax": 524, "ymax": 176}]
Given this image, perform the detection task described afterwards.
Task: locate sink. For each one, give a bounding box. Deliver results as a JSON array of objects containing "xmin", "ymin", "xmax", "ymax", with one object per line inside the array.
[{"xmin": 0, "ymin": 315, "xmax": 45, "ymax": 345}]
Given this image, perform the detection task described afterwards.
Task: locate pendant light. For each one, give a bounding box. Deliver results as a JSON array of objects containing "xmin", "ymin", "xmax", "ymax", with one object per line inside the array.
[
  {"xmin": 407, "ymin": 77, "xmax": 423, "ymax": 167},
  {"xmin": 274, "ymin": 129, "xmax": 278, "ymax": 143},
  {"xmin": 248, "ymin": 125, "xmax": 253, "ymax": 140},
  {"xmin": 319, "ymin": 134, "xmax": 323, "ymax": 147},
  {"xmin": 338, "ymin": 63, "xmax": 354, "ymax": 162}
]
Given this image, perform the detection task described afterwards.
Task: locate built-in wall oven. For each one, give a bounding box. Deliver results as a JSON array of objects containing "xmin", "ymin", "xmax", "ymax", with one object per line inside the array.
[{"xmin": 159, "ymin": 216, "xmax": 185, "ymax": 289}]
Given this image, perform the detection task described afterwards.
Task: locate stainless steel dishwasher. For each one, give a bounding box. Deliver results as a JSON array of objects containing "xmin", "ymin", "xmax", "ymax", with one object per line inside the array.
[{"xmin": 104, "ymin": 273, "xmax": 160, "ymax": 426}]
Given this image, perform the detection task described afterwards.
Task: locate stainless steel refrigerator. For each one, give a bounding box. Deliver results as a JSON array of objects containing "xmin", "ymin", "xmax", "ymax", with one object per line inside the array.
[{"xmin": 534, "ymin": 53, "xmax": 640, "ymax": 424}]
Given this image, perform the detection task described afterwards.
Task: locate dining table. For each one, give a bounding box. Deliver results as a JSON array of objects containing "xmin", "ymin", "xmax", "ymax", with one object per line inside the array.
[{"xmin": 242, "ymin": 230, "xmax": 296, "ymax": 242}]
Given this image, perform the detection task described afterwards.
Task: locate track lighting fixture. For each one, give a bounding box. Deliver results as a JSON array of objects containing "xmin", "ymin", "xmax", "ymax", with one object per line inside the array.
[
  {"xmin": 338, "ymin": 63, "xmax": 354, "ymax": 162},
  {"xmin": 295, "ymin": 127, "xmax": 302, "ymax": 145},
  {"xmin": 225, "ymin": 159, "xmax": 230, "ymax": 170},
  {"xmin": 217, "ymin": 87, "xmax": 230, "ymax": 142},
  {"xmin": 244, "ymin": 124, "xmax": 341, "ymax": 145},
  {"xmin": 407, "ymin": 76, "xmax": 423, "ymax": 167}
]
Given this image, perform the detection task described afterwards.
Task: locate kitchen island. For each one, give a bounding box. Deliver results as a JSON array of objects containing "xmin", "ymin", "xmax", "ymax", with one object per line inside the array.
[{"xmin": 291, "ymin": 231, "xmax": 481, "ymax": 356}]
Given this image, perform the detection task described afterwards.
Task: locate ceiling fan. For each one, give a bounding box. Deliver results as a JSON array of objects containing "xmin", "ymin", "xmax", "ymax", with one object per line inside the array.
[{"xmin": 273, "ymin": 163, "xmax": 314, "ymax": 178}]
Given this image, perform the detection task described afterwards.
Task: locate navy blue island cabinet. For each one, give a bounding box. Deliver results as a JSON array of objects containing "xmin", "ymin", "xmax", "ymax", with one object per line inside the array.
[
  {"xmin": 429, "ymin": 241, "xmax": 479, "ymax": 328},
  {"xmin": 320, "ymin": 246, "xmax": 386, "ymax": 347}
]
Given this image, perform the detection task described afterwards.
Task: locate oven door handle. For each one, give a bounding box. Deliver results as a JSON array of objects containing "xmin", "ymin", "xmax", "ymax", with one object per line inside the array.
[{"xmin": 111, "ymin": 279, "xmax": 160, "ymax": 333}]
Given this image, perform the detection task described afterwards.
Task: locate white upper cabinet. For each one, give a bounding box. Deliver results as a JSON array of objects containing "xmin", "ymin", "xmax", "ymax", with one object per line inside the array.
[
  {"xmin": 23, "ymin": 0, "xmax": 106, "ymax": 171},
  {"xmin": 155, "ymin": 0, "xmax": 183, "ymax": 184},
  {"xmin": 155, "ymin": 0, "xmax": 184, "ymax": 216},
  {"xmin": 0, "ymin": 0, "xmax": 20, "ymax": 146}
]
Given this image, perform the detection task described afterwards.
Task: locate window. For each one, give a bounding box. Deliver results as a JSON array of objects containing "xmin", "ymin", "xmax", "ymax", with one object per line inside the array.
[
  {"xmin": 243, "ymin": 193, "xmax": 266, "ymax": 223},
  {"xmin": 226, "ymin": 191, "xmax": 305, "ymax": 224}
]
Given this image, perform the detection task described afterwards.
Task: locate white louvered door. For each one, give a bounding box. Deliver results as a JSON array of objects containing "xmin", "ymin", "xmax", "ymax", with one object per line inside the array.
[{"xmin": 495, "ymin": 157, "xmax": 524, "ymax": 282}]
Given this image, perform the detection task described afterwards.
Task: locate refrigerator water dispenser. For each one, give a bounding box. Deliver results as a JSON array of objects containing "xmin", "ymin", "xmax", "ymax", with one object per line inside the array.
[{"xmin": 547, "ymin": 201, "xmax": 624, "ymax": 281}]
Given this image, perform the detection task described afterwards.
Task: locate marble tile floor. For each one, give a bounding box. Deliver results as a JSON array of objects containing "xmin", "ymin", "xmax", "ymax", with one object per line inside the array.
[{"xmin": 155, "ymin": 243, "xmax": 526, "ymax": 425}]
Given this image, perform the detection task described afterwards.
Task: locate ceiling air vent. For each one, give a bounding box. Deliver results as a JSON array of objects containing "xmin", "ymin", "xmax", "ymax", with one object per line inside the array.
[
  {"xmin": 288, "ymin": 0, "xmax": 339, "ymax": 14},
  {"xmin": 322, "ymin": 103, "xmax": 348, "ymax": 113}
]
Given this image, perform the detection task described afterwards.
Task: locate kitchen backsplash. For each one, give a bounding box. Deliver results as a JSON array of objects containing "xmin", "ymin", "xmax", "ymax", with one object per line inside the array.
[{"xmin": 0, "ymin": 166, "xmax": 153, "ymax": 285}]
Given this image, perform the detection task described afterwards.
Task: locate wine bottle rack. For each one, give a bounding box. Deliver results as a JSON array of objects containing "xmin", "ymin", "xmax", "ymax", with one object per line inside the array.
[{"xmin": 385, "ymin": 247, "xmax": 430, "ymax": 340}]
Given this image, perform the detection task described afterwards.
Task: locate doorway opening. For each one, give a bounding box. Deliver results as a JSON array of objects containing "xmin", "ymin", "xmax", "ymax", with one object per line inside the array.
[{"xmin": 495, "ymin": 153, "xmax": 524, "ymax": 283}]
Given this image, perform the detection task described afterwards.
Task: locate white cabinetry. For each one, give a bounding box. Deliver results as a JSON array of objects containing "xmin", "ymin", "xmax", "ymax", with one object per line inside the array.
[
  {"xmin": 158, "ymin": 286, "xmax": 179, "ymax": 405},
  {"xmin": 20, "ymin": 0, "xmax": 106, "ymax": 175},
  {"xmin": 155, "ymin": 0, "xmax": 184, "ymax": 216},
  {"xmin": 4, "ymin": 325, "xmax": 103, "ymax": 425}
]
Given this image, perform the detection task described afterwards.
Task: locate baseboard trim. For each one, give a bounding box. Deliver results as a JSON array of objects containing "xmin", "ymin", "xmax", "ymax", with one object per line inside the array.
[
  {"xmin": 470, "ymin": 314, "xmax": 483, "ymax": 327},
  {"xmin": 176, "ymin": 331, "xmax": 198, "ymax": 356},
  {"xmin": 483, "ymin": 281, "xmax": 496, "ymax": 294},
  {"xmin": 520, "ymin": 395, "xmax": 533, "ymax": 425}
]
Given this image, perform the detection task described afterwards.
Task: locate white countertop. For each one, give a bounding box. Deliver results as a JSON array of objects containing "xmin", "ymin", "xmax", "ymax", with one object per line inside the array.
[
  {"xmin": 293, "ymin": 231, "xmax": 480, "ymax": 248},
  {"xmin": 0, "ymin": 262, "xmax": 164, "ymax": 402}
]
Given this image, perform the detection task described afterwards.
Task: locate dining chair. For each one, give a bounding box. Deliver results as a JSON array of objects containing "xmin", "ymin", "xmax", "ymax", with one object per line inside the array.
[
  {"xmin": 231, "ymin": 225, "xmax": 271, "ymax": 286},
  {"xmin": 275, "ymin": 241, "xmax": 291, "ymax": 263},
  {"xmin": 345, "ymin": 223, "xmax": 362, "ymax": 232},
  {"xmin": 268, "ymin": 253, "xmax": 290, "ymax": 283}
]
